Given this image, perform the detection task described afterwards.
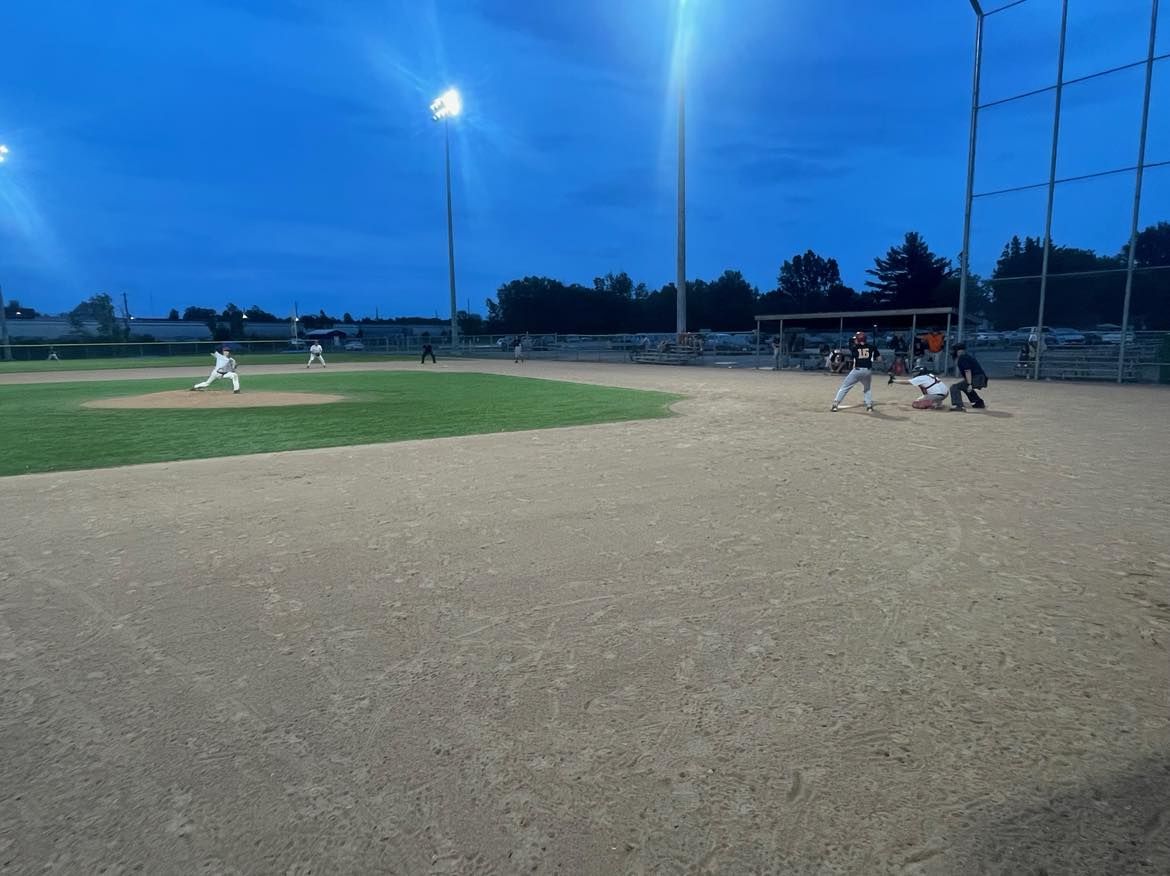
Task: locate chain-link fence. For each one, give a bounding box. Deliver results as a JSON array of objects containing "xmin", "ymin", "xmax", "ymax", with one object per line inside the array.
[{"xmin": 4, "ymin": 331, "xmax": 1169, "ymax": 383}]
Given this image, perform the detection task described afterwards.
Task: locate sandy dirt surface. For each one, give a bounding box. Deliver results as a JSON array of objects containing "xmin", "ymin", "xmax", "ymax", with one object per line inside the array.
[
  {"xmin": 83, "ymin": 389, "xmax": 347, "ymax": 410},
  {"xmin": 2, "ymin": 359, "xmax": 1169, "ymax": 874}
]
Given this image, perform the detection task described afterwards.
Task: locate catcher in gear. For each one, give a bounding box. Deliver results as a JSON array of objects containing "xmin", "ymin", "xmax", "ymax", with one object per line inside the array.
[{"xmin": 888, "ymin": 366, "xmax": 948, "ymax": 409}]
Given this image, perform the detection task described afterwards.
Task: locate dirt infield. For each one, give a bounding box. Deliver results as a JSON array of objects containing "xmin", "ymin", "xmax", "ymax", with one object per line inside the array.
[
  {"xmin": 1, "ymin": 359, "xmax": 1168, "ymax": 874},
  {"xmin": 83, "ymin": 389, "xmax": 347, "ymax": 409}
]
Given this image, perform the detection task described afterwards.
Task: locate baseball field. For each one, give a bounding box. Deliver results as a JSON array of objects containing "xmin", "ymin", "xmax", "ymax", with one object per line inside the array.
[{"xmin": 1, "ymin": 358, "xmax": 1168, "ymax": 874}]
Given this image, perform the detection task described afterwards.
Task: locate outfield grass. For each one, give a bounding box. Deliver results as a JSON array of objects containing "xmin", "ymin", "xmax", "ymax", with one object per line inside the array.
[
  {"xmin": 0, "ymin": 372, "xmax": 679, "ymax": 476},
  {"xmin": 0, "ymin": 353, "xmax": 412, "ymax": 373}
]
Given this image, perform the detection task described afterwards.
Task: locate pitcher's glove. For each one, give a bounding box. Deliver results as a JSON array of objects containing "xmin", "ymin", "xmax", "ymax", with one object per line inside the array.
[{"xmin": 887, "ymin": 374, "xmax": 895, "ymax": 385}]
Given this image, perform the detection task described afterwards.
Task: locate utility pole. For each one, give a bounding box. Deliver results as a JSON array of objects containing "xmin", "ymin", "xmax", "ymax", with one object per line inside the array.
[
  {"xmin": 122, "ymin": 291, "xmax": 132, "ymax": 338},
  {"xmin": 0, "ymin": 284, "xmax": 12, "ymax": 361}
]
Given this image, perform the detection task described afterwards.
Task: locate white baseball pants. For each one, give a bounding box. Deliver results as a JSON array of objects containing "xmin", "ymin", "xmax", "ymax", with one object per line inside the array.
[
  {"xmin": 833, "ymin": 368, "xmax": 873, "ymax": 406},
  {"xmin": 194, "ymin": 370, "xmax": 239, "ymax": 391}
]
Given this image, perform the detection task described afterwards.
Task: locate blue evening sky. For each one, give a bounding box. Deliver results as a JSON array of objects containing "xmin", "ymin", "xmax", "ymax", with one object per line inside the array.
[{"xmin": 1, "ymin": 0, "xmax": 1167, "ymax": 319}]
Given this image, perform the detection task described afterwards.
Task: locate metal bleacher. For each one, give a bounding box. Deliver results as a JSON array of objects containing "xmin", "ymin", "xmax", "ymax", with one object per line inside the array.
[
  {"xmin": 631, "ymin": 347, "xmax": 702, "ymax": 366},
  {"xmin": 1015, "ymin": 344, "xmax": 1147, "ymax": 382}
]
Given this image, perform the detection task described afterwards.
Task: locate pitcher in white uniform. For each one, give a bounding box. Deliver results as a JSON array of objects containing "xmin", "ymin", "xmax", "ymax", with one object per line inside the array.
[{"xmin": 192, "ymin": 346, "xmax": 240, "ymax": 393}]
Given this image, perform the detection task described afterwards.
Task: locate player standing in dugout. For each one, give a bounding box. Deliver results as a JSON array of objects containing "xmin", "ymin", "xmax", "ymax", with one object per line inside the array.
[{"xmin": 830, "ymin": 331, "xmax": 881, "ymax": 413}]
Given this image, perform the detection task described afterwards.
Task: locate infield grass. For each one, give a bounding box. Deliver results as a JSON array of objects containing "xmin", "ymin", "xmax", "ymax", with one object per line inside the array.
[{"xmin": 0, "ymin": 371, "xmax": 679, "ymax": 476}]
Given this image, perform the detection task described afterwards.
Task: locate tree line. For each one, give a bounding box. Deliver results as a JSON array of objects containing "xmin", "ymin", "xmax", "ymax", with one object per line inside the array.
[
  {"xmin": 7, "ymin": 222, "xmax": 1168, "ymax": 338},
  {"xmin": 481, "ymin": 223, "xmax": 1170, "ymax": 334}
]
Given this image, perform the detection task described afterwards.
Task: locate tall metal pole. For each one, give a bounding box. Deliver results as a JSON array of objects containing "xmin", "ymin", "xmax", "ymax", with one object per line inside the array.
[
  {"xmin": 1118, "ymin": 0, "xmax": 1160, "ymax": 383},
  {"xmin": 1033, "ymin": 0, "xmax": 1069, "ymax": 381},
  {"xmin": 122, "ymin": 291, "xmax": 131, "ymax": 338},
  {"xmin": 957, "ymin": 9, "xmax": 984, "ymax": 344},
  {"xmin": 0, "ymin": 284, "xmax": 12, "ymax": 361},
  {"xmin": 444, "ymin": 119, "xmax": 459, "ymax": 351},
  {"xmin": 675, "ymin": 53, "xmax": 687, "ymax": 340}
]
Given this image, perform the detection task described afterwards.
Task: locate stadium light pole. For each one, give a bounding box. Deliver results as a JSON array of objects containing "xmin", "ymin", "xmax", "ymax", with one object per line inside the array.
[
  {"xmin": 957, "ymin": 1, "xmax": 985, "ymax": 345},
  {"xmin": 675, "ymin": 2, "xmax": 687, "ymax": 340},
  {"xmin": 430, "ymin": 88, "xmax": 462, "ymax": 352},
  {"xmin": 0, "ymin": 282, "xmax": 11, "ymax": 362},
  {"xmin": 0, "ymin": 145, "xmax": 12, "ymax": 361}
]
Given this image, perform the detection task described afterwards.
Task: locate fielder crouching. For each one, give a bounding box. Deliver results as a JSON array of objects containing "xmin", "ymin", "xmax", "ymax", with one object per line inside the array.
[
  {"xmin": 888, "ymin": 367, "xmax": 948, "ymax": 409},
  {"xmin": 192, "ymin": 346, "xmax": 241, "ymax": 393}
]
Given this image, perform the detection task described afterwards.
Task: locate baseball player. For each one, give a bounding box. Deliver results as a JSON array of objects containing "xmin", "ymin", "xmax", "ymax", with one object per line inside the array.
[
  {"xmin": 514, "ymin": 337, "xmax": 525, "ymax": 364},
  {"xmin": 306, "ymin": 341, "xmax": 326, "ymax": 368},
  {"xmin": 830, "ymin": 331, "xmax": 880, "ymax": 412},
  {"xmin": 888, "ymin": 367, "xmax": 948, "ymax": 409},
  {"xmin": 191, "ymin": 346, "xmax": 240, "ymax": 393},
  {"xmin": 949, "ymin": 342, "xmax": 988, "ymax": 411}
]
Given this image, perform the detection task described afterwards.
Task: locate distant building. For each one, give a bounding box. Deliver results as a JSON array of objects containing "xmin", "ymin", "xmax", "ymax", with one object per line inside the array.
[{"xmin": 3, "ymin": 318, "xmax": 212, "ymax": 341}]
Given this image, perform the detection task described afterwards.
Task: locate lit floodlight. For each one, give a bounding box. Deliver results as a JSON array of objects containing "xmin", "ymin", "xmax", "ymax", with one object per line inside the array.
[
  {"xmin": 0, "ymin": 144, "xmax": 9, "ymax": 163},
  {"xmin": 429, "ymin": 88, "xmax": 462, "ymax": 121}
]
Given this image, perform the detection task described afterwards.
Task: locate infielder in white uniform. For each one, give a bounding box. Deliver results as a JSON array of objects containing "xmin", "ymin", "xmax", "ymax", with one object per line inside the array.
[
  {"xmin": 888, "ymin": 367, "xmax": 948, "ymax": 409},
  {"xmin": 192, "ymin": 346, "xmax": 240, "ymax": 393},
  {"xmin": 830, "ymin": 331, "xmax": 880, "ymax": 412},
  {"xmin": 307, "ymin": 342, "xmax": 326, "ymax": 368}
]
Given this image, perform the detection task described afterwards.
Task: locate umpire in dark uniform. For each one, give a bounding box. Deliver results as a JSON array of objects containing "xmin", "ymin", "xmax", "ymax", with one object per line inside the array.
[{"xmin": 950, "ymin": 342, "xmax": 988, "ymax": 411}]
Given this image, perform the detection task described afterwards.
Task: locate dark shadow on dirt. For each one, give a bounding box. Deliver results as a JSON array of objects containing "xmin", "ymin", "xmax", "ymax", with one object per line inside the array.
[{"xmin": 936, "ymin": 755, "xmax": 1170, "ymax": 874}]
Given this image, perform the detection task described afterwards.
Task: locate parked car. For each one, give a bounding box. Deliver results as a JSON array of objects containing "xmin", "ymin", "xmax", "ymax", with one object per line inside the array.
[
  {"xmin": 283, "ymin": 338, "xmax": 306, "ymax": 351},
  {"xmin": 1017, "ymin": 326, "xmax": 1062, "ymax": 346},
  {"xmin": 1051, "ymin": 328, "xmax": 1085, "ymax": 345},
  {"xmin": 343, "ymin": 340, "xmax": 365, "ymax": 351},
  {"xmin": 1099, "ymin": 329, "xmax": 1136, "ymax": 344},
  {"xmin": 1002, "ymin": 327, "xmax": 1032, "ymax": 345},
  {"xmin": 975, "ymin": 330, "xmax": 1001, "ymax": 344},
  {"xmin": 1092, "ymin": 324, "xmax": 1136, "ymax": 344}
]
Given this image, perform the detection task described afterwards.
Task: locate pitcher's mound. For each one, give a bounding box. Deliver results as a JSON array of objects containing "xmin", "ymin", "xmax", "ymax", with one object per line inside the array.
[{"xmin": 84, "ymin": 390, "xmax": 347, "ymax": 410}]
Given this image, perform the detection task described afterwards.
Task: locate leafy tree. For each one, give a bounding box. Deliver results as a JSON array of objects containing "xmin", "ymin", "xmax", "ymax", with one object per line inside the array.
[
  {"xmin": 342, "ymin": 312, "xmax": 354, "ymax": 323},
  {"xmin": 1128, "ymin": 221, "xmax": 1170, "ymax": 268},
  {"xmin": 3, "ymin": 299, "xmax": 36, "ymax": 318},
  {"xmin": 865, "ymin": 231, "xmax": 952, "ymax": 308},
  {"xmin": 988, "ymin": 235, "xmax": 1122, "ymax": 329},
  {"xmin": 825, "ymin": 284, "xmax": 859, "ymax": 310},
  {"xmin": 300, "ymin": 309, "xmax": 338, "ymax": 330},
  {"xmin": 777, "ymin": 250, "xmax": 842, "ymax": 312},
  {"xmin": 690, "ymin": 270, "xmax": 757, "ymax": 330},
  {"xmin": 457, "ymin": 310, "xmax": 486, "ymax": 335},
  {"xmin": 221, "ymin": 303, "xmax": 245, "ymax": 338},
  {"xmin": 244, "ymin": 305, "xmax": 277, "ymax": 321},
  {"xmin": 168, "ymin": 308, "xmax": 180, "ymax": 320},
  {"xmin": 183, "ymin": 306, "xmax": 216, "ymax": 322},
  {"xmin": 1118, "ymin": 222, "xmax": 1170, "ymax": 329},
  {"xmin": 69, "ymin": 293, "xmax": 120, "ymax": 338}
]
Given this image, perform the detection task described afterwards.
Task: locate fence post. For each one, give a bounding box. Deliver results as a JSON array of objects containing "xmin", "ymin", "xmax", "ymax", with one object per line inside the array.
[
  {"xmin": 1033, "ymin": 0, "xmax": 1070, "ymax": 381},
  {"xmin": 1118, "ymin": 0, "xmax": 1159, "ymax": 383}
]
